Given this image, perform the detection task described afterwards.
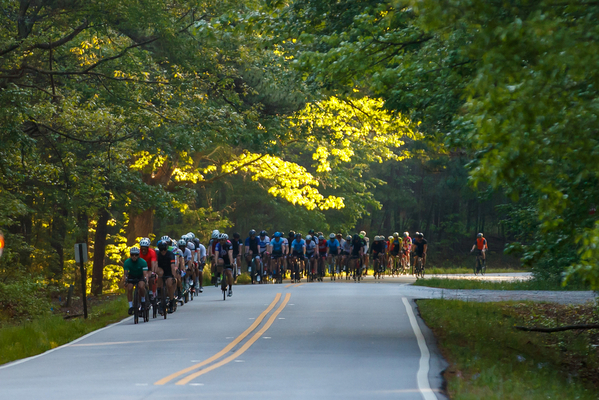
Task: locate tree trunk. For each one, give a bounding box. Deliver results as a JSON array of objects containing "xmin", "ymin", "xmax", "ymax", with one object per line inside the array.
[
  {"xmin": 126, "ymin": 208, "xmax": 154, "ymax": 245},
  {"xmin": 92, "ymin": 209, "xmax": 110, "ymax": 296},
  {"xmin": 49, "ymin": 203, "xmax": 68, "ymax": 279}
]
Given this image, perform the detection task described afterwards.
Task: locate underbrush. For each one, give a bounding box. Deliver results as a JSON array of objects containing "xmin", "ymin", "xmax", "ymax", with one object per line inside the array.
[
  {"xmin": 418, "ymin": 300, "xmax": 599, "ymax": 399},
  {"xmin": 0, "ymin": 294, "xmax": 128, "ymax": 365},
  {"xmin": 412, "ymin": 277, "xmax": 590, "ymax": 291}
]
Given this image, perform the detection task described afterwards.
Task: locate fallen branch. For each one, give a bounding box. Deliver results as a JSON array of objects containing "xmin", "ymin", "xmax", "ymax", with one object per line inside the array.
[{"xmin": 514, "ymin": 324, "xmax": 599, "ymax": 333}]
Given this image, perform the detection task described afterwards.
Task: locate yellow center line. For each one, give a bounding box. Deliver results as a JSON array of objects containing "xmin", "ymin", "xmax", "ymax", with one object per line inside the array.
[
  {"xmin": 176, "ymin": 293, "xmax": 291, "ymax": 385},
  {"xmin": 284, "ymin": 283, "xmax": 294, "ymax": 288},
  {"xmin": 154, "ymin": 293, "xmax": 282, "ymax": 385},
  {"xmin": 292, "ymin": 282, "xmax": 305, "ymax": 288}
]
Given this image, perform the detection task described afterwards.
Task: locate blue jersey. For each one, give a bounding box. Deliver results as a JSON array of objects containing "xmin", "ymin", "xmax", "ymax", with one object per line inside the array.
[
  {"xmin": 326, "ymin": 239, "xmax": 339, "ymax": 253},
  {"xmin": 271, "ymin": 238, "xmax": 284, "ymax": 254},
  {"xmin": 291, "ymin": 239, "xmax": 305, "ymax": 252},
  {"xmin": 245, "ymin": 237, "xmax": 260, "ymax": 253},
  {"xmin": 258, "ymin": 236, "xmax": 270, "ymax": 253}
]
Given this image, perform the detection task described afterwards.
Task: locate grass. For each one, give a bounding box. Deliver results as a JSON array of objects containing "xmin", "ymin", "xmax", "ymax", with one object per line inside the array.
[
  {"xmin": 418, "ymin": 299, "xmax": 599, "ymax": 399},
  {"xmin": 427, "ymin": 266, "xmax": 528, "ymax": 275},
  {"xmin": 0, "ymin": 295, "xmax": 128, "ymax": 366},
  {"xmin": 412, "ymin": 277, "xmax": 590, "ymax": 291}
]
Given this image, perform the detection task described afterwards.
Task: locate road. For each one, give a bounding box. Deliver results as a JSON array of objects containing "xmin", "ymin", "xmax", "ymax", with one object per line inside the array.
[{"xmin": 0, "ymin": 280, "xmax": 447, "ymax": 400}]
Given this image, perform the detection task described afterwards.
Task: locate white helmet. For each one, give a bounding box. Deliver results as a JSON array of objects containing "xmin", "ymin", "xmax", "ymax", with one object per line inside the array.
[
  {"xmin": 178, "ymin": 239, "xmax": 186, "ymax": 246},
  {"xmin": 211, "ymin": 231, "xmax": 220, "ymax": 239},
  {"xmin": 222, "ymin": 233, "xmax": 229, "ymax": 240},
  {"xmin": 160, "ymin": 235, "xmax": 170, "ymax": 243},
  {"xmin": 306, "ymin": 235, "xmax": 312, "ymax": 241},
  {"xmin": 329, "ymin": 233, "xmax": 336, "ymax": 239},
  {"xmin": 139, "ymin": 238, "xmax": 151, "ymax": 247},
  {"xmin": 187, "ymin": 232, "xmax": 195, "ymax": 239},
  {"xmin": 187, "ymin": 241, "xmax": 195, "ymax": 250}
]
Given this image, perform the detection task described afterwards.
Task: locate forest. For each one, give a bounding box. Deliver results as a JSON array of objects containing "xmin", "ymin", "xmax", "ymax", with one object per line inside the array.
[{"xmin": 1, "ymin": 0, "xmax": 598, "ymax": 318}]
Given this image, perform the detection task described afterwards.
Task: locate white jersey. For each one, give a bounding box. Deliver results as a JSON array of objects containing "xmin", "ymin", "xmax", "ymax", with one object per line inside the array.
[{"xmin": 197, "ymin": 243, "xmax": 206, "ymax": 261}]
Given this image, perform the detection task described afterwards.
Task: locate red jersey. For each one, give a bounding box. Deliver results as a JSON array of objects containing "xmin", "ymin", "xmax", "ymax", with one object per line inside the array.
[
  {"xmin": 318, "ymin": 240, "xmax": 327, "ymax": 254},
  {"xmin": 140, "ymin": 247, "xmax": 157, "ymax": 268}
]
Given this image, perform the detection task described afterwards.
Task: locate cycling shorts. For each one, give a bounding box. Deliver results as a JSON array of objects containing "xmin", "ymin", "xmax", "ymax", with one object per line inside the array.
[
  {"xmin": 306, "ymin": 252, "xmax": 316, "ymax": 258},
  {"xmin": 271, "ymin": 252, "xmax": 283, "ymax": 259},
  {"xmin": 198, "ymin": 262, "xmax": 205, "ymax": 271},
  {"xmin": 341, "ymin": 251, "xmax": 350, "ymax": 256},
  {"xmin": 292, "ymin": 251, "xmax": 305, "ymax": 260},
  {"xmin": 127, "ymin": 276, "xmax": 145, "ymax": 284}
]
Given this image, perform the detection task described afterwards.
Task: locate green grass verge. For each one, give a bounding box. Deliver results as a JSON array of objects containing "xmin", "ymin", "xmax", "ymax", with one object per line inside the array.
[
  {"xmin": 412, "ymin": 277, "xmax": 589, "ymax": 291},
  {"xmin": 0, "ymin": 295, "xmax": 128, "ymax": 366},
  {"xmin": 427, "ymin": 267, "xmax": 529, "ymax": 275},
  {"xmin": 418, "ymin": 300, "xmax": 597, "ymax": 399}
]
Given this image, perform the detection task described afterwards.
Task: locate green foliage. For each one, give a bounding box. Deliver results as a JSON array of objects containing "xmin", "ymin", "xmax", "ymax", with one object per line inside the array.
[
  {"xmin": 413, "ymin": 277, "xmax": 589, "ymax": 291},
  {"xmin": 0, "ymin": 278, "xmax": 52, "ymax": 321}
]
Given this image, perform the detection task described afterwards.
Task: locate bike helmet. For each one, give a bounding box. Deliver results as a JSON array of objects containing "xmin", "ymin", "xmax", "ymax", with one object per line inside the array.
[
  {"xmin": 388, "ymin": 236, "xmax": 393, "ymax": 241},
  {"xmin": 477, "ymin": 233, "xmax": 483, "ymax": 238},
  {"xmin": 329, "ymin": 233, "xmax": 336, "ymax": 239},
  {"xmin": 211, "ymin": 231, "xmax": 219, "ymax": 239},
  {"xmin": 222, "ymin": 233, "xmax": 229, "ymax": 240},
  {"xmin": 160, "ymin": 235, "xmax": 170, "ymax": 243},
  {"xmin": 295, "ymin": 233, "xmax": 302, "ymax": 239},
  {"xmin": 353, "ymin": 234, "xmax": 360, "ymax": 241},
  {"xmin": 306, "ymin": 235, "xmax": 312, "ymax": 241},
  {"xmin": 417, "ymin": 232, "xmax": 424, "ymax": 238},
  {"xmin": 249, "ymin": 229, "xmax": 256, "ymax": 237},
  {"xmin": 130, "ymin": 247, "xmax": 140, "ymax": 255},
  {"xmin": 233, "ymin": 232, "xmax": 240, "ymax": 239},
  {"xmin": 403, "ymin": 232, "xmax": 409, "ymax": 238},
  {"xmin": 178, "ymin": 239, "xmax": 186, "ymax": 247},
  {"xmin": 346, "ymin": 235, "xmax": 351, "ymax": 241},
  {"xmin": 260, "ymin": 230, "xmax": 267, "ymax": 237},
  {"xmin": 274, "ymin": 231, "xmax": 282, "ymax": 238},
  {"xmin": 318, "ymin": 234, "xmax": 325, "ymax": 241},
  {"xmin": 139, "ymin": 238, "xmax": 151, "ymax": 247},
  {"xmin": 187, "ymin": 232, "xmax": 195, "ymax": 239},
  {"xmin": 157, "ymin": 241, "xmax": 168, "ymax": 251},
  {"xmin": 187, "ymin": 241, "xmax": 195, "ymax": 250},
  {"xmin": 393, "ymin": 232, "xmax": 399, "ymax": 238}
]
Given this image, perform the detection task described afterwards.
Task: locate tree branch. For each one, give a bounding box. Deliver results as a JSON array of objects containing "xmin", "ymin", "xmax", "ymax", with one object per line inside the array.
[
  {"xmin": 34, "ymin": 20, "xmax": 89, "ymax": 50},
  {"xmin": 514, "ymin": 324, "xmax": 599, "ymax": 333}
]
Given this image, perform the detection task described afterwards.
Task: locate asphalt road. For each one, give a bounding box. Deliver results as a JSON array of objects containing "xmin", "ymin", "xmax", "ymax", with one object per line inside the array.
[{"xmin": 0, "ymin": 279, "xmax": 448, "ymax": 400}]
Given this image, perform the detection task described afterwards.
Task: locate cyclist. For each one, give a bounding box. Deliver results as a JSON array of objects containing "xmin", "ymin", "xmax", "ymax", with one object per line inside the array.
[
  {"xmin": 349, "ymin": 234, "xmax": 364, "ymax": 280},
  {"xmin": 139, "ymin": 237, "xmax": 158, "ymax": 299},
  {"xmin": 316, "ymin": 234, "xmax": 327, "ymax": 279},
  {"xmin": 341, "ymin": 235, "xmax": 352, "ymax": 276},
  {"xmin": 208, "ymin": 230, "xmax": 219, "ymax": 285},
  {"xmin": 215, "ymin": 233, "xmax": 234, "ymax": 297},
  {"xmin": 359, "ymin": 231, "xmax": 370, "ymax": 275},
  {"xmin": 371, "ymin": 236, "xmax": 386, "ymax": 278},
  {"xmin": 412, "ymin": 232, "xmax": 428, "ymax": 274},
  {"xmin": 269, "ymin": 232, "xmax": 285, "ymax": 282},
  {"xmin": 402, "ymin": 232, "xmax": 412, "ymax": 269},
  {"xmin": 123, "ymin": 247, "xmax": 149, "ymax": 315},
  {"xmin": 285, "ymin": 231, "xmax": 295, "ymax": 277},
  {"xmin": 178, "ymin": 239, "xmax": 193, "ymax": 297},
  {"xmin": 470, "ymin": 233, "xmax": 488, "ymax": 265},
  {"xmin": 305, "ymin": 235, "xmax": 317, "ymax": 280},
  {"xmin": 245, "ymin": 229, "xmax": 261, "ymax": 283},
  {"xmin": 156, "ymin": 240, "xmax": 177, "ymax": 314},
  {"xmin": 290, "ymin": 233, "xmax": 306, "ymax": 282},
  {"xmin": 388, "ymin": 232, "xmax": 401, "ymax": 274},
  {"xmin": 231, "ymin": 233, "xmax": 243, "ymax": 279},
  {"xmin": 258, "ymin": 230, "xmax": 271, "ymax": 279},
  {"xmin": 326, "ymin": 233, "xmax": 340, "ymax": 276}
]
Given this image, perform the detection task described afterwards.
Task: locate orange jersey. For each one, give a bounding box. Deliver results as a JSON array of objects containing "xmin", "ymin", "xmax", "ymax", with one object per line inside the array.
[{"xmin": 477, "ymin": 238, "xmax": 487, "ymax": 250}]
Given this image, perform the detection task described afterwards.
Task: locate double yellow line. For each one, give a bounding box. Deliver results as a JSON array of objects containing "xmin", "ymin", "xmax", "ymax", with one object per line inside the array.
[{"xmin": 155, "ymin": 292, "xmax": 290, "ymax": 386}]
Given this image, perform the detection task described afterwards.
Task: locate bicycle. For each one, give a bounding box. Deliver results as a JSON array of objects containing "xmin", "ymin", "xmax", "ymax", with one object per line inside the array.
[
  {"xmin": 130, "ymin": 278, "xmax": 149, "ymax": 324},
  {"xmin": 221, "ymin": 268, "xmax": 227, "ymax": 300},
  {"xmin": 159, "ymin": 275, "xmax": 176, "ymax": 319},
  {"xmin": 474, "ymin": 250, "xmax": 486, "ymax": 275},
  {"xmin": 413, "ymin": 255, "xmax": 425, "ymax": 279}
]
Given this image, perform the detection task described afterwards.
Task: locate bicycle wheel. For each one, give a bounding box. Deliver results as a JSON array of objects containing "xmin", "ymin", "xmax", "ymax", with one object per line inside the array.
[
  {"xmin": 133, "ymin": 284, "xmax": 139, "ymax": 324},
  {"xmin": 221, "ymin": 275, "xmax": 227, "ymax": 301},
  {"xmin": 161, "ymin": 282, "xmax": 167, "ymax": 320}
]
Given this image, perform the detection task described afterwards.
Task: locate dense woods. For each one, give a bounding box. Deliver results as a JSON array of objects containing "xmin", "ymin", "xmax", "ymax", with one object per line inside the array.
[{"xmin": 1, "ymin": 0, "xmax": 597, "ymax": 318}]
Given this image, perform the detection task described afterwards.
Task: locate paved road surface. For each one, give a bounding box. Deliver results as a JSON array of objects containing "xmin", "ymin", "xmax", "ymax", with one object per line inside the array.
[{"xmin": 0, "ymin": 281, "xmax": 448, "ymax": 400}]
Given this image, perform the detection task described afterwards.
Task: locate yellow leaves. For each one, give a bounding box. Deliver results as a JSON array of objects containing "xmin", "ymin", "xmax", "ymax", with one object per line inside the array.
[
  {"xmin": 171, "ymin": 168, "xmax": 204, "ymax": 183},
  {"xmin": 129, "ymin": 151, "xmax": 154, "ymax": 171},
  {"xmin": 221, "ymin": 152, "xmax": 344, "ymax": 210}
]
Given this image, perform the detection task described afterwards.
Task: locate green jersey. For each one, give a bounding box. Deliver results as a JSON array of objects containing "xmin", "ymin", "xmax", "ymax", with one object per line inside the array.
[{"xmin": 124, "ymin": 257, "xmax": 148, "ymax": 278}]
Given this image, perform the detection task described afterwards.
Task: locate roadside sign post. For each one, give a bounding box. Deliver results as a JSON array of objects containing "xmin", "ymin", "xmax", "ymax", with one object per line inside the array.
[{"xmin": 74, "ymin": 243, "xmax": 88, "ymax": 319}]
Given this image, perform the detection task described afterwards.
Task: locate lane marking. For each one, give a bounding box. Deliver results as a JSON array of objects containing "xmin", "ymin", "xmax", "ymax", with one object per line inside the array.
[
  {"xmin": 176, "ymin": 293, "xmax": 291, "ymax": 385},
  {"xmin": 402, "ymin": 297, "xmax": 437, "ymax": 400},
  {"xmin": 0, "ymin": 316, "xmax": 133, "ymax": 371},
  {"xmin": 154, "ymin": 293, "xmax": 281, "ymax": 385},
  {"xmin": 292, "ymin": 283, "xmax": 305, "ymax": 288},
  {"xmin": 71, "ymin": 338, "xmax": 185, "ymax": 347},
  {"xmin": 284, "ymin": 284, "xmax": 294, "ymax": 288}
]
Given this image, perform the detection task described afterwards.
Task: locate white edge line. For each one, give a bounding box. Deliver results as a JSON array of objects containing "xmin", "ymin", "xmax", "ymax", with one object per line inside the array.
[
  {"xmin": 402, "ymin": 297, "xmax": 437, "ymax": 400},
  {"xmin": 0, "ymin": 316, "xmax": 133, "ymax": 370}
]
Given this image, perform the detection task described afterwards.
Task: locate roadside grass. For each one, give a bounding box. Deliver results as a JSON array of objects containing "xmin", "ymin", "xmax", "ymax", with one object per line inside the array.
[
  {"xmin": 412, "ymin": 277, "xmax": 590, "ymax": 291},
  {"xmin": 0, "ymin": 295, "xmax": 128, "ymax": 366},
  {"xmin": 418, "ymin": 300, "xmax": 599, "ymax": 399},
  {"xmin": 427, "ymin": 267, "xmax": 527, "ymax": 275}
]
